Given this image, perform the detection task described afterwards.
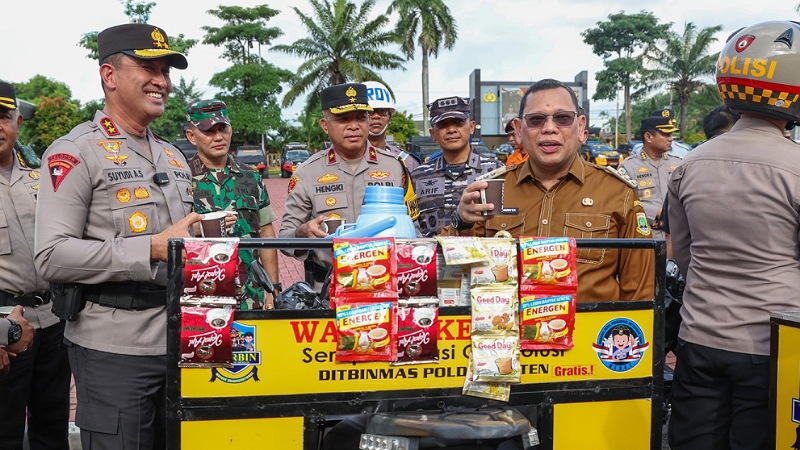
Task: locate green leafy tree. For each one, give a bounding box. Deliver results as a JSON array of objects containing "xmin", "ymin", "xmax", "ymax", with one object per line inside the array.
[
  {"xmin": 387, "ymin": 110, "xmax": 419, "ymax": 147},
  {"xmin": 79, "ymin": 0, "xmax": 197, "ymax": 60},
  {"xmin": 203, "ymin": 5, "xmax": 292, "ymax": 144},
  {"xmin": 13, "ymin": 76, "xmax": 81, "ymax": 151},
  {"xmin": 14, "ymin": 75, "xmax": 73, "ymax": 103},
  {"xmin": 642, "ymin": 22, "xmax": 722, "ymax": 140},
  {"xmin": 24, "ymin": 97, "xmax": 82, "ymax": 155},
  {"xmin": 273, "ymin": 0, "xmax": 405, "ymax": 113},
  {"xmin": 271, "ymin": 110, "xmax": 328, "ymax": 151},
  {"xmin": 78, "ymin": 99, "xmax": 106, "ymax": 123},
  {"xmin": 582, "ymin": 11, "xmax": 671, "ymax": 141},
  {"xmin": 387, "ymin": 0, "xmax": 457, "ymax": 134},
  {"xmin": 151, "ymin": 77, "xmax": 202, "ymax": 141}
]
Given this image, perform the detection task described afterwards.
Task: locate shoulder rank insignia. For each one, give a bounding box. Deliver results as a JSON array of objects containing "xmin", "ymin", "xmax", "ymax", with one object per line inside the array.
[
  {"xmin": 601, "ymin": 165, "xmax": 637, "ymax": 189},
  {"xmin": 368, "ymin": 147, "xmax": 378, "ymax": 162},
  {"xmin": 99, "ymin": 117, "xmax": 120, "ymax": 137},
  {"xmin": 326, "ymin": 148, "xmax": 337, "ymax": 165}
]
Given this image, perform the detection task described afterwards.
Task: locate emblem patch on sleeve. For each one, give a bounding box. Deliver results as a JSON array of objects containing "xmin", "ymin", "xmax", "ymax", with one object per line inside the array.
[
  {"xmin": 636, "ymin": 212, "xmax": 652, "ymax": 236},
  {"xmin": 47, "ymin": 153, "xmax": 80, "ymax": 192},
  {"xmin": 288, "ymin": 175, "xmax": 298, "ymax": 194}
]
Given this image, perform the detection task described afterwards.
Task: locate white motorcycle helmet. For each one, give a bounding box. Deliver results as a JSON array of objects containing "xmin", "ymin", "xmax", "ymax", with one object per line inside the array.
[
  {"xmin": 716, "ymin": 21, "xmax": 800, "ymax": 127},
  {"xmin": 364, "ymin": 81, "xmax": 396, "ymax": 112}
]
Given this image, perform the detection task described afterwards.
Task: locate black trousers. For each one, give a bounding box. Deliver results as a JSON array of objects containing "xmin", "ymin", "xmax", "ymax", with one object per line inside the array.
[
  {"xmin": 67, "ymin": 342, "xmax": 166, "ymax": 450},
  {"xmin": 0, "ymin": 321, "xmax": 70, "ymax": 450},
  {"xmin": 668, "ymin": 340, "xmax": 771, "ymax": 450}
]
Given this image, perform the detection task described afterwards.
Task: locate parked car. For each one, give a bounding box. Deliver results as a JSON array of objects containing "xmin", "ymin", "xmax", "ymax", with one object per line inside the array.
[
  {"xmin": 406, "ymin": 136, "xmax": 441, "ymax": 164},
  {"xmin": 581, "ymin": 140, "xmax": 623, "ymax": 167},
  {"xmin": 281, "ymin": 143, "xmax": 311, "ymax": 178},
  {"xmin": 234, "ymin": 145, "xmax": 268, "ymax": 174},
  {"xmin": 494, "ymin": 143, "xmax": 513, "ymax": 164}
]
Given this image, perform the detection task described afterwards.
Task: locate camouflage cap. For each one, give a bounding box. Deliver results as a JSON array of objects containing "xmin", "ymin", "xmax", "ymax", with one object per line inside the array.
[
  {"xmin": 186, "ymin": 99, "xmax": 230, "ymax": 131},
  {"xmin": 428, "ymin": 96, "xmax": 470, "ymax": 126}
]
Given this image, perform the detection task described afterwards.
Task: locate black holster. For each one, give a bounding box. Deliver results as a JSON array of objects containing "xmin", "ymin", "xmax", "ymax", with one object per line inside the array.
[
  {"xmin": 50, "ymin": 283, "xmax": 86, "ymax": 321},
  {"xmin": 304, "ymin": 254, "xmax": 329, "ymax": 284}
]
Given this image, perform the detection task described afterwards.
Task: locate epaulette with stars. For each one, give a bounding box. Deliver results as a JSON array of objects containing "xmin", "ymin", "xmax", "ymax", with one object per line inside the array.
[{"xmin": 600, "ymin": 165, "xmax": 637, "ymax": 189}]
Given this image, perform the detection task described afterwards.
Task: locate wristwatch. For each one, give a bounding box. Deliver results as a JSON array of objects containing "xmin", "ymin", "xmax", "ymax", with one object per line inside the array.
[
  {"xmin": 450, "ymin": 210, "xmax": 474, "ymax": 231},
  {"xmin": 6, "ymin": 319, "xmax": 22, "ymax": 345}
]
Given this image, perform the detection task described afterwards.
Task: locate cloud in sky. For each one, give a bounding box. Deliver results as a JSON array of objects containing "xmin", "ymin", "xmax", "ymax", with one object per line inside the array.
[{"xmin": 6, "ymin": 0, "xmax": 799, "ymax": 130}]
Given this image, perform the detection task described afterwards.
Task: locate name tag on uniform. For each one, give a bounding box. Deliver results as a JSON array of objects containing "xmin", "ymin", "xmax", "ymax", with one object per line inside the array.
[{"xmin": 417, "ymin": 178, "xmax": 445, "ymax": 197}]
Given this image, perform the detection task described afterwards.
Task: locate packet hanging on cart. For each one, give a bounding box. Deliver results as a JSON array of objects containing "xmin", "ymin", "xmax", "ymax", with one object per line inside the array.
[
  {"xmin": 396, "ymin": 239, "xmax": 437, "ymax": 298},
  {"xmin": 470, "ymin": 238, "xmax": 517, "ymax": 286},
  {"xmin": 436, "ymin": 236, "xmax": 490, "ymax": 266},
  {"xmin": 471, "ymin": 285, "xmax": 518, "ymax": 332},
  {"xmin": 335, "ymin": 301, "xmax": 397, "ymax": 362},
  {"xmin": 519, "ymin": 291, "xmax": 577, "ymax": 350},
  {"xmin": 179, "ymin": 305, "xmax": 234, "ymax": 368},
  {"xmin": 518, "ymin": 237, "xmax": 577, "ymax": 292},
  {"xmin": 393, "ymin": 297, "xmax": 439, "ymax": 365},
  {"xmin": 462, "ymin": 355, "xmax": 511, "ymax": 402},
  {"xmin": 332, "ymin": 238, "xmax": 397, "ymax": 301},
  {"xmin": 471, "ymin": 333, "xmax": 521, "ymax": 383},
  {"xmin": 183, "ymin": 238, "xmax": 241, "ymax": 297}
]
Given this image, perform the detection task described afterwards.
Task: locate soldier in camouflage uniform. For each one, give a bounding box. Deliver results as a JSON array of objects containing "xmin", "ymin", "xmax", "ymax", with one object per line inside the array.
[
  {"xmin": 185, "ymin": 100, "xmax": 280, "ymax": 309},
  {"xmin": 412, "ymin": 96, "xmax": 502, "ymax": 236}
]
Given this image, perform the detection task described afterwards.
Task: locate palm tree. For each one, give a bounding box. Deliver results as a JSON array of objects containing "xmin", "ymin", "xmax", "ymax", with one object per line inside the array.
[
  {"xmin": 387, "ymin": 0, "xmax": 457, "ymax": 134},
  {"xmin": 642, "ymin": 22, "xmax": 722, "ymax": 140},
  {"xmin": 272, "ymin": 0, "xmax": 404, "ymax": 112}
]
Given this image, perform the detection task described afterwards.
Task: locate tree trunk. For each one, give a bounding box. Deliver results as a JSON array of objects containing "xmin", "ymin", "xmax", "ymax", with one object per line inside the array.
[
  {"xmin": 679, "ymin": 90, "xmax": 689, "ymax": 141},
  {"xmin": 422, "ymin": 50, "xmax": 430, "ymax": 136},
  {"xmin": 624, "ymin": 83, "xmax": 632, "ymax": 142}
]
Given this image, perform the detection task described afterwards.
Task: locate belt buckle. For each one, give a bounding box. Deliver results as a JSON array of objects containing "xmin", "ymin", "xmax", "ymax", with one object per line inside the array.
[{"xmin": 33, "ymin": 295, "xmax": 44, "ymax": 306}]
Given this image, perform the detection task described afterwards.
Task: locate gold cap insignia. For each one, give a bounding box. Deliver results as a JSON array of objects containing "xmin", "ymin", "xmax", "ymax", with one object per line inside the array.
[
  {"xmin": 662, "ymin": 110, "xmax": 670, "ymax": 118},
  {"xmin": 151, "ymin": 28, "xmax": 169, "ymax": 49}
]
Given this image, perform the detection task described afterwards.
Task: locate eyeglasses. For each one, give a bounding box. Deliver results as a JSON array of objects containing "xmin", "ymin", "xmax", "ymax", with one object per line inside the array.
[
  {"xmin": 522, "ymin": 111, "xmax": 578, "ymax": 129},
  {"xmin": 369, "ymin": 108, "xmax": 391, "ymax": 117}
]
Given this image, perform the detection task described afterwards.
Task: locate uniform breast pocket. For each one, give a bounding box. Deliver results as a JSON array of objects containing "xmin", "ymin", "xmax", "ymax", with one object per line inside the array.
[
  {"xmin": 110, "ymin": 201, "xmax": 158, "ymax": 237},
  {"xmin": 313, "ymin": 192, "xmax": 349, "ymax": 215},
  {"xmin": 235, "ymin": 195, "xmax": 261, "ymax": 233},
  {"xmin": 564, "ymin": 213, "xmax": 611, "ymax": 264},
  {"xmin": 485, "ymin": 213, "xmax": 526, "ymax": 237},
  {"xmin": 0, "ymin": 209, "xmax": 10, "ymax": 255}
]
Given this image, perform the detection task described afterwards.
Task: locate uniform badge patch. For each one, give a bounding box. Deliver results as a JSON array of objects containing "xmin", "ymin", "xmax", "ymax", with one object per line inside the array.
[
  {"xmin": 29, "ymin": 171, "xmax": 40, "ymax": 180},
  {"xmin": 134, "ymin": 187, "xmax": 150, "ymax": 200},
  {"xmin": 168, "ymin": 159, "xmax": 185, "ymax": 168},
  {"xmin": 638, "ymin": 166, "xmax": 648, "ymax": 173},
  {"xmin": 99, "ymin": 140, "xmax": 128, "ymax": 166},
  {"xmin": 327, "ymin": 149, "xmax": 337, "ymax": 165},
  {"xmin": 164, "ymin": 148, "xmax": 175, "ymax": 157},
  {"xmin": 633, "ymin": 200, "xmax": 643, "ymax": 207},
  {"xmin": 325, "ymin": 197, "xmax": 337, "ymax": 207},
  {"xmin": 129, "ymin": 211, "xmax": 148, "ymax": 233},
  {"xmin": 669, "ymin": 165, "xmax": 677, "ymax": 170},
  {"xmin": 318, "ymin": 173, "xmax": 339, "ymax": 183},
  {"xmin": 368, "ymin": 147, "xmax": 378, "ymax": 162},
  {"xmin": 288, "ymin": 175, "xmax": 298, "ymax": 193},
  {"xmin": 369, "ymin": 171, "xmax": 389, "ymax": 180},
  {"xmin": 642, "ymin": 189, "xmax": 652, "ymax": 199},
  {"xmin": 636, "ymin": 212, "xmax": 651, "ymax": 236},
  {"xmin": 47, "ymin": 153, "xmax": 80, "ymax": 192},
  {"xmin": 116, "ymin": 188, "xmax": 132, "ymax": 203},
  {"xmin": 100, "ymin": 117, "xmax": 120, "ymax": 136}
]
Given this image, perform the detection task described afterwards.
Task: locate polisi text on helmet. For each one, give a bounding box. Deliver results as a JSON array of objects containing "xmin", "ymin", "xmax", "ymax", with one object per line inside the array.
[{"xmin": 717, "ymin": 56, "xmax": 778, "ymax": 80}]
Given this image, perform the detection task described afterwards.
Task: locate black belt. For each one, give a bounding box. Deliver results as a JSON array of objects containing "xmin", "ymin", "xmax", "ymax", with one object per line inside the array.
[
  {"xmin": 0, "ymin": 290, "xmax": 51, "ymax": 307},
  {"xmin": 84, "ymin": 282, "xmax": 166, "ymax": 311}
]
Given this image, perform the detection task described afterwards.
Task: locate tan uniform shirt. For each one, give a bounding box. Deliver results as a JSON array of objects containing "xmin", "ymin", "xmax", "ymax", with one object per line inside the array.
[
  {"xmin": 34, "ymin": 112, "xmax": 194, "ymax": 355},
  {"xmin": 0, "ymin": 151, "xmax": 57, "ymax": 330},
  {"xmin": 279, "ymin": 146, "xmax": 416, "ymax": 266},
  {"xmin": 668, "ymin": 117, "xmax": 800, "ymax": 356},
  {"xmin": 618, "ymin": 150, "xmax": 682, "ymax": 239},
  {"xmin": 471, "ymin": 156, "xmax": 655, "ymax": 302}
]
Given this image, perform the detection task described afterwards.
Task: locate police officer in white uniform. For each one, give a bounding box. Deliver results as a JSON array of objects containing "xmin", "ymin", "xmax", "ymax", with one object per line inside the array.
[{"xmin": 34, "ymin": 24, "xmax": 201, "ymax": 450}]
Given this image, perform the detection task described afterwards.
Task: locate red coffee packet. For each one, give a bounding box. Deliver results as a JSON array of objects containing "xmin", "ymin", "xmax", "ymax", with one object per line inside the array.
[
  {"xmin": 179, "ymin": 305, "xmax": 234, "ymax": 367},
  {"xmin": 335, "ymin": 301, "xmax": 397, "ymax": 362},
  {"xmin": 519, "ymin": 291, "xmax": 576, "ymax": 350},
  {"xmin": 332, "ymin": 238, "xmax": 397, "ymax": 301},
  {"xmin": 393, "ymin": 297, "xmax": 439, "ymax": 365},
  {"xmin": 396, "ymin": 239, "xmax": 437, "ymax": 298},
  {"xmin": 184, "ymin": 238, "xmax": 241, "ymax": 297},
  {"xmin": 518, "ymin": 237, "xmax": 577, "ymax": 294}
]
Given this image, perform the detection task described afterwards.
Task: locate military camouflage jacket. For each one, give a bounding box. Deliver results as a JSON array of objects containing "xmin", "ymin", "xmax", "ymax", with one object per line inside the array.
[{"xmin": 189, "ymin": 154, "xmax": 277, "ymax": 309}]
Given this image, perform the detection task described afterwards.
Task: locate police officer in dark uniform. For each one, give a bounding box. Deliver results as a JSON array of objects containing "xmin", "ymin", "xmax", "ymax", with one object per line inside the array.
[
  {"xmin": 412, "ymin": 96, "xmax": 502, "ymax": 236},
  {"xmin": 34, "ymin": 24, "xmax": 201, "ymax": 450}
]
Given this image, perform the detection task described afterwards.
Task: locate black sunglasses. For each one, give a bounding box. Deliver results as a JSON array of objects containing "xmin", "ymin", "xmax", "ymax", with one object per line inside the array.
[{"xmin": 522, "ymin": 111, "xmax": 578, "ymax": 129}]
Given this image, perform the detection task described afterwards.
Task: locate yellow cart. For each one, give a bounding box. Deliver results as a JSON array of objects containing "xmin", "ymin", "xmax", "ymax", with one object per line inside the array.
[
  {"xmin": 165, "ymin": 238, "xmax": 666, "ymax": 450},
  {"xmin": 770, "ymin": 311, "xmax": 800, "ymax": 449}
]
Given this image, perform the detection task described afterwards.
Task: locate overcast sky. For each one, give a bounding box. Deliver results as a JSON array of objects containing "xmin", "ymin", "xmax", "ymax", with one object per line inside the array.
[{"xmin": 6, "ymin": 0, "xmax": 799, "ymax": 129}]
